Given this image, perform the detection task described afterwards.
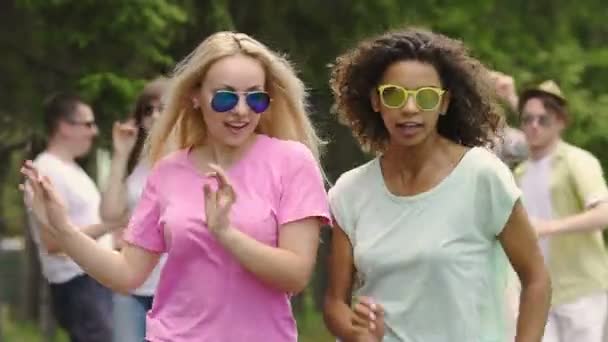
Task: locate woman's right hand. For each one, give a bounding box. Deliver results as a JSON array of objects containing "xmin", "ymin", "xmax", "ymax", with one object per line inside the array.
[
  {"xmin": 20, "ymin": 161, "xmax": 72, "ymax": 238},
  {"xmin": 490, "ymin": 71, "xmax": 518, "ymax": 110},
  {"xmin": 112, "ymin": 120, "xmax": 138, "ymax": 158},
  {"xmin": 351, "ymin": 296, "xmax": 385, "ymax": 342}
]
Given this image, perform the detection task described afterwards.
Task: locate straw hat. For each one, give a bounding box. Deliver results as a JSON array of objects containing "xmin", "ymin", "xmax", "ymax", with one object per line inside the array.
[{"xmin": 519, "ymin": 80, "xmax": 566, "ymax": 106}]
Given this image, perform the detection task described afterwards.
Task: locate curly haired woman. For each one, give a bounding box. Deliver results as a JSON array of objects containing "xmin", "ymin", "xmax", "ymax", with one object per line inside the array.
[{"xmin": 323, "ymin": 28, "xmax": 551, "ymax": 342}]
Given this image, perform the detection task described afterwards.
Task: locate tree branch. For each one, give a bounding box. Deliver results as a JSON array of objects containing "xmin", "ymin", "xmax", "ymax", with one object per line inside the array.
[{"xmin": 0, "ymin": 138, "xmax": 30, "ymax": 156}]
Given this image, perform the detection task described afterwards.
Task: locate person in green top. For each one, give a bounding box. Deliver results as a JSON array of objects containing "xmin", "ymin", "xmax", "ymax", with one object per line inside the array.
[
  {"xmin": 323, "ymin": 28, "xmax": 551, "ymax": 342},
  {"xmin": 514, "ymin": 80, "xmax": 608, "ymax": 342}
]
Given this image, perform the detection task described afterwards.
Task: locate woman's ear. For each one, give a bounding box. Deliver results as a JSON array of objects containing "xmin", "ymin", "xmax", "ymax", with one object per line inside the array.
[
  {"xmin": 440, "ymin": 90, "xmax": 451, "ymax": 114},
  {"xmin": 370, "ymin": 88, "xmax": 380, "ymax": 112},
  {"xmin": 190, "ymin": 88, "xmax": 201, "ymax": 109}
]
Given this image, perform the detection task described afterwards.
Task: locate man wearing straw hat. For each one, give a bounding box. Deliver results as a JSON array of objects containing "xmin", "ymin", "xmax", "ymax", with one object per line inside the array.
[{"xmin": 514, "ymin": 80, "xmax": 608, "ymax": 342}]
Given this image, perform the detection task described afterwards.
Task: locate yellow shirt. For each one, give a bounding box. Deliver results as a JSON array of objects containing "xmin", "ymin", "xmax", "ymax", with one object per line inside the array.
[{"xmin": 514, "ymin": 141, "xmax": 608, "ymax": 305}]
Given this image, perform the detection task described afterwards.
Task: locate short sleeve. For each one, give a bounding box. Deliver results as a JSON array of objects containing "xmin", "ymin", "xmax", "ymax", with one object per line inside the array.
[
  {"xmin": 277, "ymin": 143, "xmax": 331, "ymax": 227},
  {"xmin": 328, "ymin": 161, "xmax": 376, "ymax": 243},
  {"xmin": 34, "ymin": 159, "xmax": 72, "ymax": 205},
  {"xmin": 569, "ymin": 151, "xmax": 608, "ymax": 208},
  {"xmin": 478, "ymin": 150, "xmax": 522, "ymax": 236},
  {"xmin": 328, "ymin": 181, "xmax": 353, "ymax": 240},
  {"xmin": 123, "ymin": 168, "xmax": 165, "ymax": 253}
]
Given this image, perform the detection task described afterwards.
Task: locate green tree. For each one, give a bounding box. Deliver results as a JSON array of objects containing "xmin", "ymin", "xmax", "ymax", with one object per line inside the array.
[{"xmin": 0, "ymin": 0, "xmax": 187, "ymax": 235}]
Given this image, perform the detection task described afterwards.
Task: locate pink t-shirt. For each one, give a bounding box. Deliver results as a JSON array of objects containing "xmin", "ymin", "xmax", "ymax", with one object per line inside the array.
[{"xmin": 123, "ymin": 134, "xmax": 331, "ymax": 342}]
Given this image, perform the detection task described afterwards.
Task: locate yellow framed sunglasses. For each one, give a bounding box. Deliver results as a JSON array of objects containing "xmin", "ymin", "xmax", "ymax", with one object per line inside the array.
[{"xmin": 377, "ymin": 84, "xmax": 446, "ymax": 111}]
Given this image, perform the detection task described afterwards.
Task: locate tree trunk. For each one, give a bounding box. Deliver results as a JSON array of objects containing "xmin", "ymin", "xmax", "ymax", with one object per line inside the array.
[
  {"xmin": 19, "ymin": 222, "xmax": 41, "ymax": 322},
  {"xmin": 39, "ymin": 281, "xmax": 56, "ymax": 342},
  {"xmin": 0, "ymin": 263, "xmax": 4, "ymax": 342}
]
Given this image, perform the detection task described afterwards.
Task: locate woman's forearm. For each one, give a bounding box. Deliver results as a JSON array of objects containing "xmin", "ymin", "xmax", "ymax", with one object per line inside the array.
[
  {"xmin": 514, "ymin": 273, "xmax": 551, "ymax": 342},
  {"xmin": 100, "ymin": 154, "xmax": 129, "ymax": 222},
  {"xmin": 550, "ymin": 202, "xmax": 608, "ymax": 235},
  {"xmin": 58, "ymin": 223, "xmax": 156, "ymax": 293},
  {"xmin": 40, "ymin": 222, "xmax": 114, "ymax": 254}
]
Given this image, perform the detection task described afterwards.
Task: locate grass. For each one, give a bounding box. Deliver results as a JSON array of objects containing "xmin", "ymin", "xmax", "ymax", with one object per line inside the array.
[
  {"xmin": 1, "ymin": 308, "xmax": 67, "ymax": 342},
  {"xmin": 1, "ymin": 298, "xmax": 333, "ymax": 342},
  {"xmin": 295, "ymin": 289, "xmax": 335, "ymax": 342},
  {"xmin": 297, "ymin": 301, "xmax": 334, "ymax": 342}
]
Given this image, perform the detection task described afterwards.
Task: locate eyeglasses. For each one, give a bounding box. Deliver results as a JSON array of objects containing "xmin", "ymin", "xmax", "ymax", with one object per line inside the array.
[
  {"xmin": 210, "ymin": 90, "xmax": 271, "ymax": 114},
  {"xmin": 143, "ymin": 104, "xmax": 164, "ymax": 117},
  {"xmin": 521, "ymin": 114, "xmax": 553, "ymax": 127},
  {"xmin": 65, "ymin": 119, "xmax": 97, "ymax": 129},
  {"xmin": 377, "ymin": 85, "xmax": 446, "ymax": 111}
]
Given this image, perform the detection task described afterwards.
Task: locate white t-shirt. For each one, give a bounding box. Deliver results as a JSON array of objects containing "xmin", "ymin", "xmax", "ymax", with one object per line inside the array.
[
  {"xmin": 126, "ymin": 163, "xmax": 166, "ymax": 297},
  {"xmin": 519, "ymin": 155, "xmax": 554, "ymax": 262},
  {"xmin": 28, "ymin": 152, "xmax": 113, "ymax": 284},
  {"xmin": 329, "ymin": 147, "xmax": 521, "ymax": 342}
]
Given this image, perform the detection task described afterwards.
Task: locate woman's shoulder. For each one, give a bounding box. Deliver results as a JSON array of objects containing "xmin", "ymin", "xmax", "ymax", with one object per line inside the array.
[
  {"xmin": 330, "ymin": 158, "xmax": 379, "ymax": 196},
  {"xmin": 255, "ymin": 135, "xmax": 321, "ymax": 174},
  {"xmin": 261, "ymin": 135, "xmax": 314, "ymax": 159},
  {"xmin": 463, "ymin": 146, "xmax": 511, "ymax": 175},
  {"xmin": 462, "ymin": 147, "xmax": 518, "ymax": 199},
  {"xmin": 146, "ymin": 149, "xmax": 190, "ymax": 179}
]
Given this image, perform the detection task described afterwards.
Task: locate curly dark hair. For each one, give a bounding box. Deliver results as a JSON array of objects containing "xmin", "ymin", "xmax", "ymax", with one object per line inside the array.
[{"xmin": 330, "ymin": 28, "xmax": 503, "ymax": 153}]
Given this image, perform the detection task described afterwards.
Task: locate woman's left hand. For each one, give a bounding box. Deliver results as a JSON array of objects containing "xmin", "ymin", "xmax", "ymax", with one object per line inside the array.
[
  {"xmin": 203, "ymin": 164, "xmax": 236, "ymax": 238},
  {"xmin": 352, "ymin": 296, "xmax": 385, "ymax": 341}
]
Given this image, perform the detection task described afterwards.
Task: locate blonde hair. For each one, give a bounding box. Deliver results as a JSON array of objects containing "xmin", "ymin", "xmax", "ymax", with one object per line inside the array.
[{"xmin": 145, "ymin": 31, "xmax": 323, "ymax": 164}]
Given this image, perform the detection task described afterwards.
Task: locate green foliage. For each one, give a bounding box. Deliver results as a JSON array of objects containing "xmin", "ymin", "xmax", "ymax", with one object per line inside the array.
[
  {"xmin": 1, "ymin": 0, "xmax": 607, "ymax": 223},
  {"xmin": 2, "ymin": 0, "xmax": 186, "ymax": 132},
  {"xmin": 78, "ymin": 74, "xmax": 147, "ymax": 146}
]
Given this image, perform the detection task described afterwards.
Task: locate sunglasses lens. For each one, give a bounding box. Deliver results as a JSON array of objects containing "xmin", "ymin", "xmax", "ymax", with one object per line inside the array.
[
  {"xmin": 522, "ymin": 115, "xmax": 534, "ymax": 126},
  {"xmin": 416, "ymin": 88, "xmax": 441, "ymax": 110},
  {"xmin": 211, "ymin": 91, "xmax": 239, "ymax": 112},
  {"xmin": 538, "ymin": 116, "xmax": 552, "ymax": 127},
  {"xmin": 246, "ymin": 92, "xmax": 271, "ymax": 113},
  {"xmin": 522, "ymin": 114, "xmax": 552, "ymax": 127},
  {"xmin": 380, "ymin": 86, "xmax": 406, "ymax": 108}
]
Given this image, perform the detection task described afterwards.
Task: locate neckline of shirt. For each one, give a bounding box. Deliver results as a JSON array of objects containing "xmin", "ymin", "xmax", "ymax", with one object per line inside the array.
[{"xmin": 374, "ymin": 147, "xmax": 479, "ymax": 203}]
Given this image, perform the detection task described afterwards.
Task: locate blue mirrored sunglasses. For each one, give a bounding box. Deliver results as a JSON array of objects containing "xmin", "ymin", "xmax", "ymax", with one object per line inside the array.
[{"xmin": 210, "ymin": 90, "xmax": 271, "ymax": 114}]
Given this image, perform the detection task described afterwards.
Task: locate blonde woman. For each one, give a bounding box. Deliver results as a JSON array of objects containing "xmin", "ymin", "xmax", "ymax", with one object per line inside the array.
[{"xmin": 21, "ymin": 32, "xmax": 331, "ymax": 342}]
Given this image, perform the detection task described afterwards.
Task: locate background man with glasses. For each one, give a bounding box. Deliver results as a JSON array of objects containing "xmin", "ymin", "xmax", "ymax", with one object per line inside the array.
[
  {"xmin": 24, "ymin": 92, "xmax": 116, "ymax": 342},
  {"xmin": 513, "ymin": 81, "xmax": 608, "ymax": 342}
]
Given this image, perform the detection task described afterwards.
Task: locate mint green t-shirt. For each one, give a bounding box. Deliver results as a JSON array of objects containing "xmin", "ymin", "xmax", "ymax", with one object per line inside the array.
[{"xmin": 329, "ymin": 147, "xmax": 521, "ymax": 342}]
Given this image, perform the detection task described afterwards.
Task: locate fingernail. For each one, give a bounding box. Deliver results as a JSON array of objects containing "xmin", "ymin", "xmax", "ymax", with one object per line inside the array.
[
  {"xmin": 370, "ymin": 312, "xmax": 376, "ymax": 320},
  {"xmin": 371, "ymin": 303, "xmax": 377, "ymax": 310}
]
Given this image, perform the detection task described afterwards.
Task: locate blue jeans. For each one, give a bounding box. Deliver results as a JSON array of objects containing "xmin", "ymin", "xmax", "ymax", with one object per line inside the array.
[
  {"xmin": 112, "ymin": 293, "xmax": 153, "ymax": 342},
  {"xmin": 50, "ymin": 274, "xmax": 113, "ymax": 342}
]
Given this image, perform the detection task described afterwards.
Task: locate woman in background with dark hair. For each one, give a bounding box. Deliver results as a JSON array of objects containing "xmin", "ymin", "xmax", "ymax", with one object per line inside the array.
[{"xmin": 99, "ymin": 77, "xmax": 168, "ymax": 342}]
